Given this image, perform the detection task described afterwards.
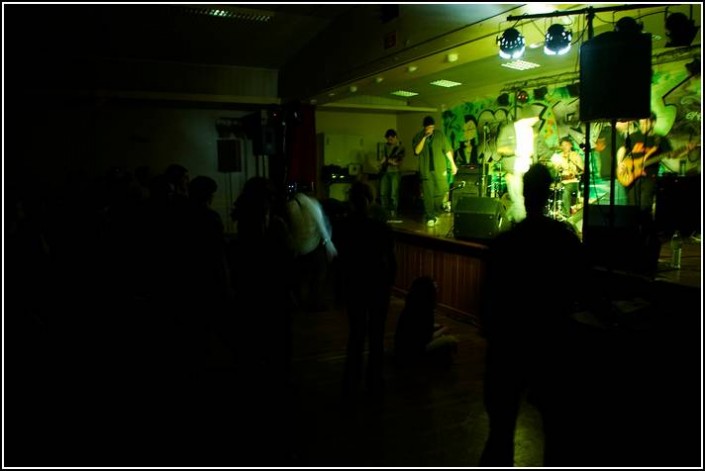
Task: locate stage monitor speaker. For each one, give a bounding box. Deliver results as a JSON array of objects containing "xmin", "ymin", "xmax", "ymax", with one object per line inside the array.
[
  {"xmin": 580, "ymin": 31, "xmax": 652, "ymax": 121},
  {"xmin": 453, "ymin": 196, "xmax": 504, "ymax": 241},
  {"xmin": 217, "ymin": 139, "xmax": 242, "ymax": 173},
  {"xmin": 583, "ymin": 204, "xmax": 659, "ymax": 273}
]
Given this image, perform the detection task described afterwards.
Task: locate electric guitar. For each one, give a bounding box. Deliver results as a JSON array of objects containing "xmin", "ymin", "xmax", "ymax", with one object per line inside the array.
[
  {"xmin": 617, "ymin": 144, "xmax": 696, "ymax": 187},
  {"xmin": 380, "ymin": 146, "xmax": 402, "ymax": 174}
]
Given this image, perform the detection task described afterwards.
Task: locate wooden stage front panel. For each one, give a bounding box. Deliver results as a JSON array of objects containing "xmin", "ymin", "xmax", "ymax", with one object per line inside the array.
[{"xmin": 390, "ymin": 213, "xmax": 489, "ymax": 325}]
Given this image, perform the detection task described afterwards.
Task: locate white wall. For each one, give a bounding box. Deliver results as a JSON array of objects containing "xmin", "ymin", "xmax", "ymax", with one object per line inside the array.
[{"xmin": 315, "ymin": 109, "xmax": 398, "ymax": 173}]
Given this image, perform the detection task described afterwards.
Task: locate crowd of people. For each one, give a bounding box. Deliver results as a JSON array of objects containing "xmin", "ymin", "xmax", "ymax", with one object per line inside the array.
[{"xmin": 8, "ymin": 104, "xmax": 695, "ymax": 465}]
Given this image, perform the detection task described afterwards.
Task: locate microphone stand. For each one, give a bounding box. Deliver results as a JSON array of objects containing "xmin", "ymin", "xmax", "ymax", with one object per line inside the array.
[{"xmin": 482, "ymin": 126, "xmax": 490, "ymax": 197}]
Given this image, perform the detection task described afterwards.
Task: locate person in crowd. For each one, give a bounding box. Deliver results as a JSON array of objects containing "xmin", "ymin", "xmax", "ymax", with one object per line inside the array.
[
  {"xmin": 394, "ymin": 276, "xmax": 458, "ymax": 367},
  {"xmin": 229, "ymin": 177, "xmax": 295, "ymax": 380},
  {"xmin": 163, "ymin": 163, "xmax": 190, "ymax": 204},
  {"xmin": 480, "ymin": 163, "xmax": 587, "ymax": 467},
  {"xmin": 286, "ymin": 186, "xmax": 337, "ymax": 312},
  {"xmin": 379, "ymin": 129, "xmax": 405, "ymax": 219},
  {"xmin": 412, "ymin": 116, "xmax": 458, "ymax": 226},
  {"xmin": 336, "ymin": 181, "xmax": 396, "ymax": 399},
  {"xmin": 179, "ymin": 176, "xmax": 230, "ymax": 373}
]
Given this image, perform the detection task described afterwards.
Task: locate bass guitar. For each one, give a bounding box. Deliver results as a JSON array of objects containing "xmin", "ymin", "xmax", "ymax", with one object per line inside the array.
[{"xmin": 617, "ymin": 144, "xmax": 695, "ymax": 187}]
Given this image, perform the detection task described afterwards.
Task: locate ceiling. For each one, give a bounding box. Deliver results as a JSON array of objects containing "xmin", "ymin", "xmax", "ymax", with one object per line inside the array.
[
  {"xmin": 6, "ymin": 3, "xmax": 701, "ymax": 111},
  {"xmin": 7, "ymin": 3, "xmax": 354, "ymax": 69},
  {"xmin": 305, "ymin": 3, "xmax": 702, "ymax": 111}
]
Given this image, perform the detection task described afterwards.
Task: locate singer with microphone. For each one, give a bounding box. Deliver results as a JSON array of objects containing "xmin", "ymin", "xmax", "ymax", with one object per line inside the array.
[{"xmin": 413, "ymin": 115, "xmax": 457, "ymax": 227}]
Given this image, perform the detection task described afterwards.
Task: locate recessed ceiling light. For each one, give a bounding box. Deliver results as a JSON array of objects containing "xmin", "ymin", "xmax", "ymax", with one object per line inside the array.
[
  {"xmin": 182, "ymin": 6, "xmax": 274, "ymax": 22},
  {"xmin": 430, "ymin": 79, "xmax": 462, "ymax": 88},
  {"xmin": 501, "ymin": 60, "xmax": 541, "ymax": 71},
  {"xmin": 349, "ymin": 86, "xmax": 358, "ymax": 93},
  {"xmin": 374, "ymin": 77, "xmax": 384, "ymax": 84},
  {"xmin": 407, "ymin": 65, "xmax": 418, "ymax": 73},
  {"xmin": 391, "ymin": 90, "xmax": 419, "ymax": 97},
  {"xmin": 446, "ymin": 53, "xmax": 459, "ymax": 63},
  {"xmin": 328, "ymin": 92, "xmax": 336, "ymax": 97}
]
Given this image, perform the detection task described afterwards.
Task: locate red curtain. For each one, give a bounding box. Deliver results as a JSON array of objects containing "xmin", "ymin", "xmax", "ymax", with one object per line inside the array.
[{"xmin": 286, "ymin": 103, "xmax": 318, "ymax": 193}]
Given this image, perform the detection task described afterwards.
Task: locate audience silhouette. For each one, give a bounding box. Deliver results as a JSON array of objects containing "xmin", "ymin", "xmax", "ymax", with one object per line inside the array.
[
  {"xmin": 479, "ymin": 163, "xmax": 588, "ymax": 467},
  {"xmin": 394, "ymin": 276, "xmax": 458, "ymax": 367},
  {"xmin": 336, "ymin": 181, "xmax": 397, "ymax": 399}
]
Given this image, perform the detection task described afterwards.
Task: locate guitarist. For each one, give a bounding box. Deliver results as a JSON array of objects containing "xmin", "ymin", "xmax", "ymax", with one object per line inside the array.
[
  {"xmin": 379, "ymin": 129, "xmax": 405, "ymax": 218},
  {"xmin": 617, "ymin": 112, "xmax": 672, "ymax": 217}
]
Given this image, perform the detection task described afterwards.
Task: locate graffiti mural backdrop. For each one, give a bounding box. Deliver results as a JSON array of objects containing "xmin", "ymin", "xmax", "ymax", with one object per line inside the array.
[{"xmin": 442, "ymin": 63, "xmax": 701, "ymax": 176}]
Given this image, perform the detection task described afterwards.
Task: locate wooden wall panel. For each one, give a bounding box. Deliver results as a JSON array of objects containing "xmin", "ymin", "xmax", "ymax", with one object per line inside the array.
[{"xmin": 392, "ymin": 236, "xmax": 488, "ymax": 325}]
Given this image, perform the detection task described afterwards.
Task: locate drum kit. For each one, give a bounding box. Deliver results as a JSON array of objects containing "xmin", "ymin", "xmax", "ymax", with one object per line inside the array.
[
  {"xmin": 486, "ymin": 161, "xmax": 508, "ymax": 198},
  {"xmin": 545, "ymin": 176, "xmax": 584, "ymax": 221},
  {"xmin": 546, "ymin": 182, "xmax": 567, "ymax": 220},
  {"xmin": 472, "ymin": 153, "xmax": 585, "ymax": 221}
]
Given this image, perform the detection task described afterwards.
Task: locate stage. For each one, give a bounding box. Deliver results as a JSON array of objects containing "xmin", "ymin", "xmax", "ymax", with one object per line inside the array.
[{"xmin": 387, "ymin": 208, "xmax": 701, "ymax": 324}]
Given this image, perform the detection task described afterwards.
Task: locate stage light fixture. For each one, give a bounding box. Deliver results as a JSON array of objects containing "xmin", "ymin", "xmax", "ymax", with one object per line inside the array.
[
  {"xmin": 544, "ymin": 24, "xmax": 572, "ymax": 55},
  {"xmin": 665, "ymin": 12, "xmax": 699, "ymax": 47},
  {"xmin": 516, "ymin": 90, "xmax": 529, "ymax": 103},
  {"xmin": 498, "ymin": 27, "xmax": 526, "ymax": 59},
  {"xmin": 615, "ymin": 16, "xmax": 642, "ymax": 34},
  {"xmin": 534, "ymin": 86, "xmax": 548, "ymax": 101},
  {"xmin": 497, "ymin": 93, "xmax": 510, "ymax": 106}
]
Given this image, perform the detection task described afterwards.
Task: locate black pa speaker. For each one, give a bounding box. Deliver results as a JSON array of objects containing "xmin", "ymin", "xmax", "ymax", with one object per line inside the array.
[
  {"xmin": 580, "ymin": 31, "xmax": 652, "ymax": 122},
  {"xmin": 453, "ymin": 196, "xmax": 504, "ymax": 241}
]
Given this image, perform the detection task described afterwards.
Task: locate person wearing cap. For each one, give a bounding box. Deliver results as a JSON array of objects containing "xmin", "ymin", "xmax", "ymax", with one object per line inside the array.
[{"xmin": 412, "ymin": 116, "xmax": 457, "ymax": 227}]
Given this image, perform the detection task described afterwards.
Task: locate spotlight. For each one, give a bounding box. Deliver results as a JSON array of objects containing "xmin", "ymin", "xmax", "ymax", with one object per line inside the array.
[
  {"xmin": 516, "ymin": 90, "xmax": 529, "ymax": 103},
  {"xmin": 665, "ymin": 12, "xmax": 699, "ymax": 47},
  {"xmin": 544, "ymin": 24, "xmax": 572, "ymax": 56},
  {"xmin": 497, "ymin": 93, "xmax": 510, "ymax": 106},
  {"xmin": 498, "ymin": 28, "xmax": 526, "ymax": 59},
  {"xmin": 534, "ymin": 86, "xmax": 548, "ymax": 101}
]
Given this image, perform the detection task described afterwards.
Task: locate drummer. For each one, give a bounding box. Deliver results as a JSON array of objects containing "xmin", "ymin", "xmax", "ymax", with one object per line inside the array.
[{"xmin": 549, "ymin": 136, "xmax": 584, "ymax": 217}]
